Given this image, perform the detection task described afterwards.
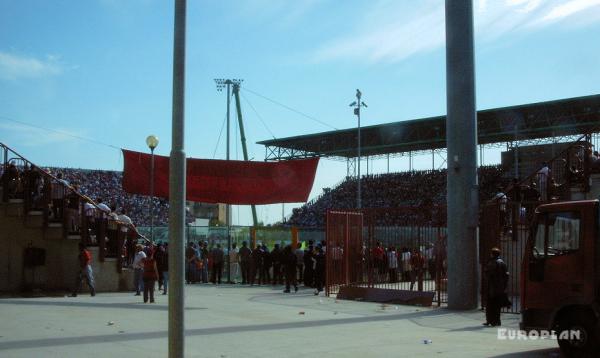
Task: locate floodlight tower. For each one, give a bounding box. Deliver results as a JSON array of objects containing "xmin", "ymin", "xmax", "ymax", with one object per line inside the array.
[
  {"xmin": 214, "ymin": 78, "xmax": 243, "ymax": 284},
  {"xmin": 349, "ymin": 89, "xmax": 367, "ymax": 209}
]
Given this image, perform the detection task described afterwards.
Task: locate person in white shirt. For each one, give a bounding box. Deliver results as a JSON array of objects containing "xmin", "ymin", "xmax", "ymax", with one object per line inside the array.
[
  {"xmin": 94, "ymin": 198, "xmax": 111, "ymax": 249},
  {"xmin": 537, "ymin": 162, "xmax": 550, "ymax": 201},
  {"xmin": 132, "ymin": 244, "xmax": 146, "ymax": 295},
  {"xmin": 50, "ymin": 172, "xmax": 70, "ymax": 221},
  {"xmin": 229, "ymin": 242, "xmax": 240, "ymax": 283},
  {"xmin": 83, "ymin": 201, "xmax": 96, "ymax": 244},
  {"xmin": 401, "ymin": 248, "xmax": 412, "ymax": 282},
  {"xmin": 117, "ymin": 210, "xmax": 133, "ymax": 234},
  {"xmin": 295, "ymin": 244, "xmax": 305, "ymax": 283},
  {"xmin": 387, "ymin": 247, "xmax": 398, "ymax": 283}
]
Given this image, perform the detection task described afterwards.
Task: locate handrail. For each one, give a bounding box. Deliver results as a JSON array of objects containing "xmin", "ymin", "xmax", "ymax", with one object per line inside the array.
[
  {"xmin": 504, "ymin": 134, "xmax": 590, "ymax": 197},
  {"xmin": 1, "ymin": 142, "xmax": 142, "ymax": 238}
]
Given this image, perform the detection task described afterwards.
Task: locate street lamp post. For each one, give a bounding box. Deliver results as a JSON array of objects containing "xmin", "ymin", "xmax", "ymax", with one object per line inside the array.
[
  {"xmin": 146, "ymin": 135, "xmax": 159, "ymax": 243},
  {"xmin": 349, "ymin": 89, "xmax": 367, "ymax": 209}
]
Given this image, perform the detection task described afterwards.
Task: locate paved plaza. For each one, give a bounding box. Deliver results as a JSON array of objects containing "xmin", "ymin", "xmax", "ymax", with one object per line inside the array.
[{"xmin": 0, "ymin": 285, "xmax": 559, "ymax": 357}]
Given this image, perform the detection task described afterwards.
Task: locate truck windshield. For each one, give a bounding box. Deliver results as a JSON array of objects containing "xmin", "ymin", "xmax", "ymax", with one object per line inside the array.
[{"xmin": 533, "ymin": 211, "xmax": 580, "ymax": 258}]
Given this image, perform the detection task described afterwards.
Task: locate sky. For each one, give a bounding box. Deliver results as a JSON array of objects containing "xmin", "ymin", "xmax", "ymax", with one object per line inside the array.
[{"xmin": 1, "ymin": 0, "xmax": 600, "ymax": 225}]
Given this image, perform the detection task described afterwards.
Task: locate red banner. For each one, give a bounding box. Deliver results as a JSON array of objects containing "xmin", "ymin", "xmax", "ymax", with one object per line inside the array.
[{"xmin": 122, "ymin": 150, "xmax": 319, "ymax": 205}]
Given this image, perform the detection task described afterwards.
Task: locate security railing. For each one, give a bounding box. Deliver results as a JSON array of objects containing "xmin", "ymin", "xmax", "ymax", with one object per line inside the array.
[{"xmin": 1, "ymin": 143, "xmax": 144, "ymax": 273}]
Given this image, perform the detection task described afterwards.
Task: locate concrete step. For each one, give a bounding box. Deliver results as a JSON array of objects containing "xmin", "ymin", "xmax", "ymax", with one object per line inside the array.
[
  {"xmin": 5, "ymin": 200, "xmax": 24, "ymax": 216},
  {"xmin": 25, "ymin": 210, "xmax": 44, "ymax": 227},
  {"xmin": 44, "ymin": 224, "xmax": 64, "ymax": 240}
]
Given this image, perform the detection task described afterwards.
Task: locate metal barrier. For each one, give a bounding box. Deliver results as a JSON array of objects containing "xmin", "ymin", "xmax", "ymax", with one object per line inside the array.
[
  {"xmin": 1, "ymin": 142, "xmax": 142, "ymax": 272},
  {"xmin": 325, "ymin": 207, "xmax": 447, "ymax": 306},
  {"xmin": 481, "ymin": 136, "xmax": 595, "ymax": 313},
  {"xmin": 481, "ymin": 200, "xmax": 536, "ymax": 314}
]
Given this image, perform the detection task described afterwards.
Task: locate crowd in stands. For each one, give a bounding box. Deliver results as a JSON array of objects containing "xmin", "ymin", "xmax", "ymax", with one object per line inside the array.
[
  {"xmin": 57, "ymin": 168, "xmax": 194, "ymax": 226},
  {"xmin": 1, "ymin": 164, "xmax": 193, "ymax": 227},
  {"xmin": 289, "ymin": 165, "xmax": 508, "ymax": 228}
]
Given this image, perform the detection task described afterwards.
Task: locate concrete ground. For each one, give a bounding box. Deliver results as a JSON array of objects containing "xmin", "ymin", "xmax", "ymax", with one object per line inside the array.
[{"xmin": 0, "ymin": 285, "xmax": 560, "ymax": 358}]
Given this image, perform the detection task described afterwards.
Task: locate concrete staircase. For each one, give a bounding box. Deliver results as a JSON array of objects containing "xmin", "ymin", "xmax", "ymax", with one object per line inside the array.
[{"xmin": 0, "ymin": 194, "xmax": 133, "ymax": 293}]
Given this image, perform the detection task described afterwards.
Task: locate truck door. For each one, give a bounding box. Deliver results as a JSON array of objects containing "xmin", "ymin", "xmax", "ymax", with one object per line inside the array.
[{"xmin": 531, "ymin": 210, "xmax": 584, "ymax": 307}]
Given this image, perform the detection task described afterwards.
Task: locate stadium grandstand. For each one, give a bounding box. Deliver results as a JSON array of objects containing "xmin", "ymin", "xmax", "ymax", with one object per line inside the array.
[
  {"xmin": 1, "ymin": 164, "xmax": 194, "ymax": 227},
  {"xmin": 260, "ymin": 94, "xmax": 600, "ymax": 228}
]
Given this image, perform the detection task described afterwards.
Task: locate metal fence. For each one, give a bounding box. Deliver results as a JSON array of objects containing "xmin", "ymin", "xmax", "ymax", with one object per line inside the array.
[
  {"xmin": 136, "ymin": 225, "xmax": 323, "ymax": 248},
  {"xmin": 325, "ymin": 207, "xmax": 448, "ymax": 306}
]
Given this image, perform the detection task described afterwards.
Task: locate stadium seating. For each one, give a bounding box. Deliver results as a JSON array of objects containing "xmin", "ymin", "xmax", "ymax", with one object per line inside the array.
[{"xmin": 288, "ymin": 165, "xmax": 508, "ymax": 227}]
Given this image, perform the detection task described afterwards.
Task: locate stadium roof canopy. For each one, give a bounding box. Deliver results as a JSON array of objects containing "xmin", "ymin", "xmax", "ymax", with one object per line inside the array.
[{"xmin": 258, "ymin": 94, "xmax": 600, "ymax": 161}]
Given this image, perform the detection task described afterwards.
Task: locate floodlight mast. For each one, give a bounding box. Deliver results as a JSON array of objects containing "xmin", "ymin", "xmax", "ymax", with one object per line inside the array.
[
  {"xmin": 232, "ymin": 83, "xmax": 259, "ymax": 228},
  {"xmin": 350, "ymin": 89, "xmax": 366, "ymax": 209},
  {"xmin": 214, "ymin": 78, "xmax": 243, "ymax": 284}
]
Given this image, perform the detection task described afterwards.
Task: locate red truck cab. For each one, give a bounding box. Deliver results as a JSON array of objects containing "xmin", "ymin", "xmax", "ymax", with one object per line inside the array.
[{"xmin": 521, "ymin": 199, "xmax": 600, "ymax": 356}]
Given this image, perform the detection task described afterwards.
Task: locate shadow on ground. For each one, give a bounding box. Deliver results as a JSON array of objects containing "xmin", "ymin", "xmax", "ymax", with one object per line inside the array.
[
  {"xmin": 0, "ymin": 299, "xmax": 206, "ymax": 312},
  {"xmin": 0, "ymin": 308, "xmax": 450, "ymax": 351}
]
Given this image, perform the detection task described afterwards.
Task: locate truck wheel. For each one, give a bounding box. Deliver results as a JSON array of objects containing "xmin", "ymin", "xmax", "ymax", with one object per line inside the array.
[{"xmin": 557, "ymin": 312, "xmax": 598, "ymax": 357}]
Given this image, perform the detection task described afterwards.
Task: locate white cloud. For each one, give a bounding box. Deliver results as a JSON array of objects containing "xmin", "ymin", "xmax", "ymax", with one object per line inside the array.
[
  {"xmin": 541, "ymin": 0, "xmax": 600, "ymax": 22},
  {"xmin": 311, "ymin": 0, "xmax": 600, "ymax": 64},
  {"xmin": 0, "ymin": 52, "xmax": 64, "ymax": 80},
  {"xmin": 313, "ymin": 3, "xmax": 445, "ymax": 64}
]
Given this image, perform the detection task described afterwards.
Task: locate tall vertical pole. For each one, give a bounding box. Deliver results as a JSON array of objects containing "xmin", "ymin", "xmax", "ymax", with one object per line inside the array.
[
  {"xmin": 169, "ymin": 0, "xmax": 186, "ymax": 356},
  {"xmin": 226, "ymin": 81, "xmax": 232, "ymax": 283},
  {"xmin": 357, "ymin": 91, "xmax": 362, "ymax": 209},
  {"xmin": 514, "ymin": 125, "xmax": 520, "ymax": 179},
  {"xmin": 445, "ymin": 0, "xmax": 479, "ymax": 310},
  {"xmin": 150, "ymin": 148, "xmax": 155, "ymax": 242},
  {"xmin": 387, "ymin": 153, "xmax": 390, "ymax": 173}
]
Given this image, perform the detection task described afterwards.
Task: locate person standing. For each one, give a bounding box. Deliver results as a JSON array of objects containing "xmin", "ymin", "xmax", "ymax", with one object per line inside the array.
[
  {"xmin": 155, "ymin": 243, "xmax": 168, "ymax": 294},
  {"xmin": 185, "ymin": 242, "xmax": 197, "ymax": 284},
  {"xmin": 252, "ymin": 245, "xmax": 263, "ymax": 285},
  {"xmin": 211, "ymin": 244, "xmax": 224, "ymax": 284},
  {"xmin": 373, "ymin": 242, "xmax": 385, "ymax": 282},
  {"xmin": 271, "ymin": 244, "xmax": 282, "ymax": 285},
  {"xmin": 229, "ymin": 242, "xmax": 240, "ymax": 284},
  {"xmin": 132, "ymin": 244, "xmax": 146, "ymax": 295},
  {"xmin": 142, "ymin": 248, "xmax": 159, "ymax": 303},
  {"xmin": 313, "ymin": 245, "xmax": 325, "ymax": 295},
  {"xmin": 537, "ymin": 162, "xmax": 550, "ymax": 201},
  {"xmin": 50, "ymin": 172, "xmax": 69, "ymax": 221},
  {"xmin": 200, "ymin": 241, "xmax": 209, "ymax": 283},
  {"xmin": 387, "ymin": 246, "xmax": 398, "ymax": 283},
  {"xmin": 303, "ymin": 244, "xmax": 315, "ymax": 288},
  {"xmin": 409, "ymin": 249, "xmax": 425, "ymax": 291},
  {"xmin": 294, "ymin": 243, "xmax": 304, "ymax": 284},
  {"xmin": 71, "ymin": 243, "xmax": 96, "ymax": 297},
  {"xmin": 261, "ymin": 244, "xmax": 271, "ymax": 284},
  {"xmin": 239, "ymin": 241, "xmax": 252, "ymax": 284},
  {"xmin": 484, "ymin": 247, "xmax": 509, "ymax": 327},
  {"xmin": 282, "ymin": 245, "xmax": 298, "ymax": 293}
]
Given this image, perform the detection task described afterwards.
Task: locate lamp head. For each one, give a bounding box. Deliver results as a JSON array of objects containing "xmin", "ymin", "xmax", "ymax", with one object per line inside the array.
[{"xmin": 146, "ymin": 135, "xmax": 159, "ymax": 150}]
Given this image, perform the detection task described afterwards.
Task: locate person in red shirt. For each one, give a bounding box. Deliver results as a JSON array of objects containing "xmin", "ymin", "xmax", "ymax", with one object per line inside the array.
[
  {"xmin": 142, "ymin": 247, "xmax": 159, "ymax": 303},
  {"xmin": 71, "ymin": 243, "xmax": 96, "ymax": 297},
  {"xmin": 372, "ymin": 242, "xmax": 386, "ymax": 282}
]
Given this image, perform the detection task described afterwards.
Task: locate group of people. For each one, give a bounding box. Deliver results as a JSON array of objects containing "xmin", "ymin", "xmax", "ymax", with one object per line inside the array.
[
  {"xmin": 0, "ymin": 163, "xmax": 195, "ymax": 227},
  {"xmin": 370, "ymin": 242, "xmax": 445, "ymax": 290},
  {"xmin": 183, "ymin": 240, "xmax": 327, "ymax": 295},
  {"xmin": 289, "ymin": 166, "xmax": 507, "ymax": 228},
  {"xmin": 72, "ymin": 240, "xmax": 169, "ymax": 304}
]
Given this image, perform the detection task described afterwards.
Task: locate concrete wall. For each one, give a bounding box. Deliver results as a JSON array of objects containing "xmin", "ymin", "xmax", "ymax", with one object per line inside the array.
[{"xmin": 0, "ymin": 201, "xmax": 133, "ymax": 293}]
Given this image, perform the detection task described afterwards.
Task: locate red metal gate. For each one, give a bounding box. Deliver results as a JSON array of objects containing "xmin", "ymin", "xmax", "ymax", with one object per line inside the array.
[{"xmin": 325, "ymin": 207, "xmax": 447, "ymax": 306}]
